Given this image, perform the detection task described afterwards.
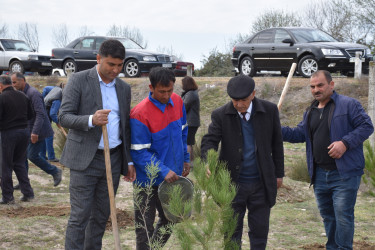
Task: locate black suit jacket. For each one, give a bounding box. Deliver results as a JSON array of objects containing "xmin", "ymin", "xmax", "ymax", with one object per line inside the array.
[{"xmin": 201, "ymin": 97, "xmax": 284, "ymax": 207}]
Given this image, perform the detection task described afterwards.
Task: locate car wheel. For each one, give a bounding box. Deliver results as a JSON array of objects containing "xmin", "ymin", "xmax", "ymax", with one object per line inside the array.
[
  {"xmin": 63, "ymin": 59, "xmax": 77, "ymax": 75},
  {"xmin": 39, "ymin": 70, "xmax": 52, "ymax": 76},
  {"xmin": 240, "ymin": 56, "xmax": 255, "ymax": 77},
  {"xmin": 124, "ymin": 59, "xmax": 140, "ymax": 78},
  {"xmin": 10, "ymin": 61, "xmax": 25, "ymax": 74},
  {"xmin": 298, "ymin": 55, "xmax": 318, "ymax": 78}
]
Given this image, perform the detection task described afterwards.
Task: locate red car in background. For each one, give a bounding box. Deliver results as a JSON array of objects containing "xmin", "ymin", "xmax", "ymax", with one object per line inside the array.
[{"xmin": 174, "ymin": 61, "xmax": 194, "ymax": 76}]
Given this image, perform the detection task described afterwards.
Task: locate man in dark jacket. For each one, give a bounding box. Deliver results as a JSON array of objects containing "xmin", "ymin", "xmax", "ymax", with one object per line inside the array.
[
  {"xmin": 201, "ymin": 75, "xmax": 284, "ymax": 249},
  {"xmin": 282, "ymin": 70, "xmax": 374, "ymax": 249},
  {"xmin": 11, "ymin": 72, "xmax": 62, "ymax": 187},
  {"xmin": 0, "ymin": 75, "xmax": 35, "ymax": 204}
]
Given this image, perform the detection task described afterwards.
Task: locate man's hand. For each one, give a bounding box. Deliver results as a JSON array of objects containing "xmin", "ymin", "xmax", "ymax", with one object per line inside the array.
[
  {"xmin": 31, "ymin": 133, "xmax": 39, "ymax": 144},
  {"xmin": 92, "ymin": 109, "xmax": 111, "ymax": 126},
  {"xmin": 277, "ymin": 178, "xmax": 283, "ymax": 189},
  {"xmin": 165, "ymin": 170, "xmax": 179, "ymax": 183},
  {"xmin": 328, "ymin": 141, "xmax": 347, "ymax": 159},
  {"xmin": 123, "ymin": 164, "xmax": 136, "ymax": 182},
  {"xmin": 182, "ymin": 162, "xmax": 190, "ymax": 177}
]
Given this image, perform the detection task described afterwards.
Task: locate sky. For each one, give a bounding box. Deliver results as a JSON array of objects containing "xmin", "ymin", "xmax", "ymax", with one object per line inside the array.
[{"xmin": 0, "ymin": 0, "xmax": 307, "ymax": 69}]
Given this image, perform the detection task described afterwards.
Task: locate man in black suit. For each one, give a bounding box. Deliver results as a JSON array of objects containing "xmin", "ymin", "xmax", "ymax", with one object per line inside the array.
[
  {"xmin": 59, "ymin": 39, "xmax": 135, "ymax": 249},
  {"xmin": 201, "ymin": 75, "xmax": 284, "ymax": 249},
  {"xmin": 0, "ymin": 75, "xmax": 35, "ymax": 204}
]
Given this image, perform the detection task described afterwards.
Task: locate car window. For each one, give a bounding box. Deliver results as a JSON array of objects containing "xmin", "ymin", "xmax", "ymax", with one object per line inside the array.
[
  {"xmin": 74, "ymin": 38, "xmax": 95, "ymax": 50},
  {"xmin": 96, "ymin": 38, "xmax": 106, "ymax": 50},
  {"xmin": 274, "ymin": 30, "xmax": 291, "ymax": 43},
  {"xmin": 116, "ymin": 38, "xmax": 143, "ymax": 49},
  {"xmin": 1, "ymin": 40, "xmax": 33, "ymax": 52},
  {"xmin": 290, "ymin": 29, "xmax": 337, "ymax": 43},
  {"xmin": 250, "ymin": 30, "xmax": 274, "ymax": 44}
]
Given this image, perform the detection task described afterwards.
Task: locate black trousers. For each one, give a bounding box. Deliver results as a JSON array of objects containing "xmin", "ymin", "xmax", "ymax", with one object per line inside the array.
[
  {"xmin": 231, "ymin": 181, "xmax": 271, "ymax": 250},
  {"xmin": 134, "ymin": 185, "xmax": 173, "ymax": 250},
  {"xmin": 1, "ymin": 128, "xmax": 34, "ymax": 201}
]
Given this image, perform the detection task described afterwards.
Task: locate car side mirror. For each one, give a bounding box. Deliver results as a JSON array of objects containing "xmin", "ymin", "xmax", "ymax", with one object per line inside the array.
[{"xmin": 282, "ymin": 39, "xmax": 294, "ymax": 46}]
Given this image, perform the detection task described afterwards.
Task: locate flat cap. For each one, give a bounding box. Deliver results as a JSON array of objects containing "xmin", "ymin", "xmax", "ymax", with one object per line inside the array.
[{"xmin": 227, "ymin": 75, "xmax": 255, "ymax": 99}]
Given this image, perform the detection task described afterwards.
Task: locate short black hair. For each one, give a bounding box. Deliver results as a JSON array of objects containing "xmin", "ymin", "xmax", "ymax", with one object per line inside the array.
[
  {"xmin": 98, "ymin": 39, "xmax": 126, "ymax": 60},
  {"xmin": 312, "ymin": 70, "xmax": 332, "ymax": 83},
  {"xmin": 0, "ymin": 75, "xmax": 12, "ymax": 85},
  {"xmin": 149, "ymin": 67, "xmax": 176, "ymax": 88},
  {"xmin": 11, "ymin": 72, "xmax": 26, "ymax": 81}
]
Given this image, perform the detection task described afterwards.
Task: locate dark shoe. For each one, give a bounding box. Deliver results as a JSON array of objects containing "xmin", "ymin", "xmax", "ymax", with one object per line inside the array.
[
  {"xmin": 0, "ymin": 197, "xmax": 15, "ymax": 205},
  {"xmin": 53, "ymin": 168, "xmax": 62, "ymax": 186},
  {"xmin": 14, "ymin": 184, "xmax": 20, "ymax": 190},
  {"xmin": 20, "ymin": 195, "xmax": 34, "ymax": 202},
  {"xmin": 49, "ymin": 158, "xmax": 59, "ymax": 163}
]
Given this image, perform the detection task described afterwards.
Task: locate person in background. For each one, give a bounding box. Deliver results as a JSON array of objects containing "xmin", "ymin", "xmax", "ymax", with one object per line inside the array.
[
  {"xmin": 0, "ymin": 75, "xmax": 35, "ymax": 204},
  {"xmin": 201, "ymin": 75, "xmax": 284, "ymax": 249},
  {"xmin": 282, "ymin": 70, "xmax": 374, "ymax": 249},
  {"xmin": 59, "ymin": 39, "xmax": 135, "ymax": 250},
  {"xmin": 181, "ymin": 76, "xmax": 200, "ymax": 167},
  {"xmin": 130, "ymin": 67, "xmax": 190, "ymax": 250},
  {"xmin": 41, "ymin": 84, "xmax": 64, "ymax": 162},
  {"xmin": 11, "ymin": 72, "xmax": 62, "ymax": 187}
]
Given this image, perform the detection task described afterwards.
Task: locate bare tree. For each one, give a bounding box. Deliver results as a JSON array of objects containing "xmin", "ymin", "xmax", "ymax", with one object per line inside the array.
[
  {"xmin": 52, "ymin": 23, "xmax": 70, "ymax": 48},
  {"xmin": 156, "ymin": 45, "xmax": 184, "ymax": 61},
  {"xmin": 106, "ymin": 24, "xmax": 148, "ymax": 48},
  {"xmin": 251, "ymin": 9, "xmax": 301, "ymax": 34},
  {"xmin": 352, "ymin": 0, "xmax": 375, "ymax": 49},
  {"xmin": 303, "ymin": 0, "xmax": 354, "ymax": 41},
  {"xmin": 0, "ymin": 23, "xmax": 8, "ymax": 37},
  {"xmin": 18, "ymin": 22, "xmax": 39, "ymax": 51},
  {"xmin": 77, "ymin": 25, "xmax": 94, "ymax": 37},
  {"xmin": 353, "ymin": 0, "xmax": 375, "ymax": 25}
]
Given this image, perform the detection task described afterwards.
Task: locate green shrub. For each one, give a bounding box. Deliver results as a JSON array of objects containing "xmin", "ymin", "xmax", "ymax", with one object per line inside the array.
[{"xmin": 288, "ymin": 155, "xmax": 310, "ymax": 183}]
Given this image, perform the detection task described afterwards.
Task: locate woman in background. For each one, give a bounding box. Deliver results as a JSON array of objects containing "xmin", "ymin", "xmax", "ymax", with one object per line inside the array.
[{"xmin": 181, "ymin": 76, "xmax": 200, "ymax": 167}]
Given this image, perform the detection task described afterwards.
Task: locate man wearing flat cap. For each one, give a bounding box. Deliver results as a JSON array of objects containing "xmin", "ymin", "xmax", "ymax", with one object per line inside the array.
[{"xmin": 201, "ymin": 75, "xmax": 284, "ymax": 249}]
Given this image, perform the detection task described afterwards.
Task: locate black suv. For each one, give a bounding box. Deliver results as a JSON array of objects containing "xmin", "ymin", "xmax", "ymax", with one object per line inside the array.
[
  {"xmin": 51, "ymin": 36, "xmax": 176, "ymax": 77},
  {"xmin": 232, "ymin": 27, "xmax": 373, "ymax": 77}
]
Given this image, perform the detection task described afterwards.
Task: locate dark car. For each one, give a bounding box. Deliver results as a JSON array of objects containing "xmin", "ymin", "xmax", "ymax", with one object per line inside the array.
[
  {"xmin": 0, "ymin": 39, "xmax": 52, "ymax": 76},
  {"xmin": 232, "ymin": 27, "xmax": 373, "ymax": 78},
  {"xmin": 51, "ymin": 36, "xmax": 176, "ymax": 77},
  {"xmin": 173, "ymin": 61, "xmax": 194, "ymax": 76}
]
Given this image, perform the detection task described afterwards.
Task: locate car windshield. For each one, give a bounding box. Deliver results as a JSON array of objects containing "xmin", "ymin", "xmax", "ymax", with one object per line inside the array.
[
  {"xmin": 289, "ymin": 29, "xmax": 338, "ymax": 43},
  {"xmin": 116, "ymin": 38, "xmax": 143, "ymax": 49},
  {"xmin": 1, "ymin": 40, "xmax": 33, "ymax": 52}
]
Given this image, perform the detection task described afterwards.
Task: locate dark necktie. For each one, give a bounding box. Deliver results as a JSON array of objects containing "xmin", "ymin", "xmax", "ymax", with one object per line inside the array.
[{"xmin": 241, "ymin": 112, "xmax": 247, "ymax": 121}]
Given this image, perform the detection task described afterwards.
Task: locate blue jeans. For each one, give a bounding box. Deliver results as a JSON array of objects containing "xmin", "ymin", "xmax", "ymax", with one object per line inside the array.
[
  {"xmin": 313, "ymin": 167, "xmax": 361, "ymax": 250},
  {"xmin": 27, "ymin": 140, "xmax": 58, "ymax": 176},
  {"xmin": 40, "ymin": 136, "xmax": 56, "ymax": 160}
]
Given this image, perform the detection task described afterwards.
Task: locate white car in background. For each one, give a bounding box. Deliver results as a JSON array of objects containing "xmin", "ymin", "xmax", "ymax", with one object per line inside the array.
[{"xmin": 0, "ymin": 39, "xmax": 53, "ymax": 76}]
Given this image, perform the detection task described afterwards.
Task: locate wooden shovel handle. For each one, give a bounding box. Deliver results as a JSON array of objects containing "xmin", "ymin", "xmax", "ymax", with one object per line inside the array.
[{"xmin": 102, "ymin": 125, "xmax": 121, "ymax": 250}]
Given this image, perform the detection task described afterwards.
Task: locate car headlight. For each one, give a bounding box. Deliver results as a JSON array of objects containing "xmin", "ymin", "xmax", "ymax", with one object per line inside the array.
[
  {"xmin": 28, "ymin": 55, "xmax": 39, "ymax": 60},
  {"xmin": 321, "ymin": 49, "xmax": 344, "ymax": 56},
  {"xmin": 143, "ymin": 56, "xmax": 157, "ymax": 62}
]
